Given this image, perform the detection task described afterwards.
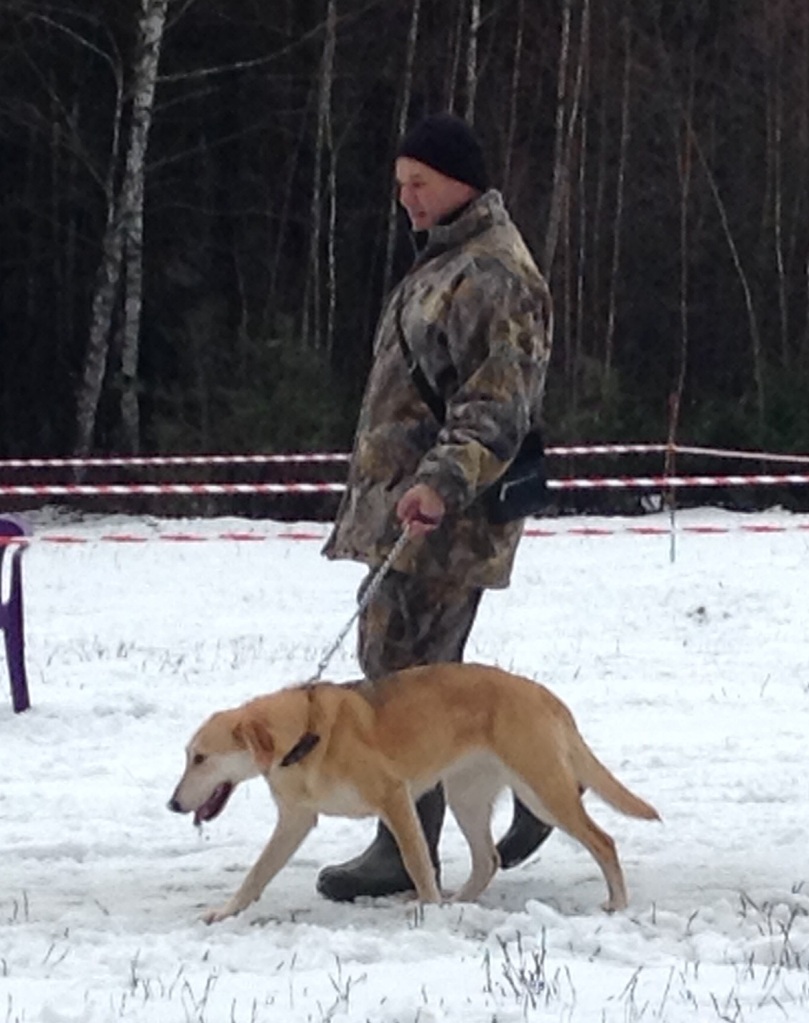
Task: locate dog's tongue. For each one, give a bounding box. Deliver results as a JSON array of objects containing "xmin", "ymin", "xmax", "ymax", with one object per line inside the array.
[{"xmin": 193, "ymin": 782, "xmax": 233, "ymax": 826}]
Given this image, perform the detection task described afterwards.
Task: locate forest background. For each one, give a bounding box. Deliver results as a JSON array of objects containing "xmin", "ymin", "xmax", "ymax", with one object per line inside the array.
[{"xmin": 1, "ymin": 0, "xmax": 809, "ymax": 467}]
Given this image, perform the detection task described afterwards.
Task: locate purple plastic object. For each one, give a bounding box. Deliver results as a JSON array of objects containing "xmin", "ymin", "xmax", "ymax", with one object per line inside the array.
[{"xmin": 0, "ymin": 515, "xmax": 30, "ymax": 713}]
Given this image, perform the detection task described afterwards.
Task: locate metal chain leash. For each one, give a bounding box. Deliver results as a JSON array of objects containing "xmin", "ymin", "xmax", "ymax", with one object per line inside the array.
[{"xmin": 309, "ymin": 530, "xmax": 411, "ymax": 681}]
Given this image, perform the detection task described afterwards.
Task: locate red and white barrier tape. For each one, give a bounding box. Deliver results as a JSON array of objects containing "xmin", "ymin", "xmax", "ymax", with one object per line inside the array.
[
  {"xmin": 0, "ymin": 444, "xmax": 661, "ymax": 469},
  {"xmin": 2, "ymin": 520, "xmax": 809, "ymax": 546},
  {"xmin": 0, "ymin": 453, "xmax": 350, "ymax": 469},
  {"xmin": 1, "ymin": 473, "xmax": 809, "ymax": 498},
  {"xmin": 0, "ymin": 482, "xmax": 345, "ymax": 497},
  {"xmin": 672, "ymin": 445, "xmax": 809, "ymax": 465},
  {"xmin": 525, "ymin": 522, "xmax": 809, "ymax": 537},
  {"xmin": 551, "ymin": 473, "xmax": 809, "ymax": 489},
  {"xmin": 2, "ymin": 443, "xmax": 809, "ymax": 471}
]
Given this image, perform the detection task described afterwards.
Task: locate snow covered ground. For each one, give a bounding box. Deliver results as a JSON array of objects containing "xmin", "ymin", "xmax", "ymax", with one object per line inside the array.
[{"xmin": 1, "ymin": 505, "xmax": 808, "ymax": 1023}]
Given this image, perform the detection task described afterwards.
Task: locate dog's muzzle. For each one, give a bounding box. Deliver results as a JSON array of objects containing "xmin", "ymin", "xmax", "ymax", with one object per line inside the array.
[{"xmin": 167, "ymin": 782, "xmax": 234, "ymax": 826}]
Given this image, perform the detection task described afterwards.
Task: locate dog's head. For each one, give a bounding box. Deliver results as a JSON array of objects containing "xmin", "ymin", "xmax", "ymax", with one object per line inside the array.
[{"xmin": 167, "ymin": 705, "xmax": 278, "ymax": 825}]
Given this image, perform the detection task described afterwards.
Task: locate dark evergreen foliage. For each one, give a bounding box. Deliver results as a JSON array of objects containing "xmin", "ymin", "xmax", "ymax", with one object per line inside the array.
[{"xmin": 1, "ymin": 0, "xmax": 808, "ymax": 459}]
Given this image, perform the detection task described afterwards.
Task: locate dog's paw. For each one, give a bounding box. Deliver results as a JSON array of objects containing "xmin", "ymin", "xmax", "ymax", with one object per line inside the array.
[{"xmin": 201, "ymin": 900, "xmax": 242, "ymax": 925}]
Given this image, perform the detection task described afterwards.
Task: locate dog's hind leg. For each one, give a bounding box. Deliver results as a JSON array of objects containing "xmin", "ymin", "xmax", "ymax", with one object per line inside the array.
[
  {"xmin": 510, "ymin": 775, "xmax": 628, "ymax": 912},
  {"xmin": 444, "ymin": 768, "xmax": 501, "ymax": 903}
]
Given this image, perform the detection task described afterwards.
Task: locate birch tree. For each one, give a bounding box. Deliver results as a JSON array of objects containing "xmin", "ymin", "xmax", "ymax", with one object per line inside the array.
[
  {"xmin": 303, "ymin": 0, "xmax": 337, "ymax": 352},
  {"xmin": 503, "ymin": 0, "xmax": 525, "ymax": 193},
  {"xmin": 465, "ymin": 0, "xmax": 480, "ymax": 122},
  {"xmin": 74, "ymin": 0, "xmax": 169, "ymax": 457},
  {"xmin": 604, "ymin": 13, "xmax": 631, "ymax": 379},
  {"xmin": 382, "ymin": 0, "xmax": 421, "ymax": 299},
  {"xmin": 118, "ymin": 0, "xmax": 169, "ymax": 452}
]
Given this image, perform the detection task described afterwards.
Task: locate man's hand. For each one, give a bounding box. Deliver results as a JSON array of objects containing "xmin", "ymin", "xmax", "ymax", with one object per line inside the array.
[{"xmin": 396, "ymin": 483, "xmax": 446, "ymax": 537}]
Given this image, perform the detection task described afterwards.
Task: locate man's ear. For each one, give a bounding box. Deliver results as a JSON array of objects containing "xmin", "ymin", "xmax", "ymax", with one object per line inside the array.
[{"xmin": 234, "ymin": 715, "xmax": 276, "ymax": 769}]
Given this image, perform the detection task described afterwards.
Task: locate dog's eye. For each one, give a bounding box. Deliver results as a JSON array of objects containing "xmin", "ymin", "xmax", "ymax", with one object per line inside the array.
[{"xmin": 192, "ymin": 753, "xmax": 206, "ymax": 766}]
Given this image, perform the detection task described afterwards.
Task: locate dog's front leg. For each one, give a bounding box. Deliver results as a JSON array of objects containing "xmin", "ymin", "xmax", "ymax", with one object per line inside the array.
[
  {"xmin": 202, "ymin": 806, "xmax": 317, "ymax": 924},
  {"xmin": 379, "ymin": 786, "xmax": 442, "ymax": 904}
]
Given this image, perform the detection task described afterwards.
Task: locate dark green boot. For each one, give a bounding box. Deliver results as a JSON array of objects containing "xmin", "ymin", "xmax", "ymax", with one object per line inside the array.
[
  {"xmin": 496, "ymin": 795, "xmax": 554, "ymax": 869},
  {"xmin": 316, "ymin": 785, "xmax": 444, "ymax": 902}
]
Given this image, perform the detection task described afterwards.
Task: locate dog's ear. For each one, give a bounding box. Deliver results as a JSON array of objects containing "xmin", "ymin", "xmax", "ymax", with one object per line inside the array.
[{"xmin": 234, "ymin": 715, "xmax": 276, "ymax": 769}]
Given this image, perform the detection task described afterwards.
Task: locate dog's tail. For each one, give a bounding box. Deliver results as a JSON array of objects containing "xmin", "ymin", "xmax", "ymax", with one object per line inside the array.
[{"xmin": 575, "ymin": 738, "xmax": 660, "ymax": 821}]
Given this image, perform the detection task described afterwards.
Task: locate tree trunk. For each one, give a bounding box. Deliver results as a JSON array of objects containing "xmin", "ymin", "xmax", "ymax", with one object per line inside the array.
[
  {"xmin": 74, "ymin": 0, "xmax": 165, "ymax": 457},
  {"xmin": 74, "ymin": 204, "xmax": 125, "ymax": 459},
  {"xmin": 324, "ymin": 0, "xmax": 337, "ymax": 357},
  {"xmin": 544, "ymin": 0, "xmax": 588, "ymax": 277},
  {"xmin": 573, "ymin": 11, "xmax": 590, "ymax": 413},
  {"xmin": 465, "ymin": 0, "xmax": 480, "ymax": 122},
  {"xmin": 503, "ymin": 0, "xmax": 525, "ymax": 194},
  {"xmin": 444, "ymin": 0, "xmax": 464, "ymax": 113},
  {"xmin": 604, "ymin": 14, "xmax": 631, "ymax": 379},
  {"xmin": 382, "ymin": 0, "xmax": 421, "ymax": 299},
  {"xmin": 769, "ymin": 24, "xmax": 788, "ymax": 366},
  {"xmin": 304, "ymin": 0, "xmax": 336, "ymax": 351},
  {"xmin": 120, "ymin": 0, "xmax": 170, "ymax": 453},
  {"xmin": 667, "ymin": 47, "xmax": 695, "ymax": 489}
]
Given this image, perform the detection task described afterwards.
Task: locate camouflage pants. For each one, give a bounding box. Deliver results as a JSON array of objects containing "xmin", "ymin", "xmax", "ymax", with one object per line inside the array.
[{"xmin": 356, "ymin": 568, "xmax": 483, "ymax": 682}]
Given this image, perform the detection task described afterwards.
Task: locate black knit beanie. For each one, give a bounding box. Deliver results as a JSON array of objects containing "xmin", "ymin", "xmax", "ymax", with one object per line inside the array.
[{"xmin": 397, "ymin": 112, "xmax": 489, "ymax": 192}]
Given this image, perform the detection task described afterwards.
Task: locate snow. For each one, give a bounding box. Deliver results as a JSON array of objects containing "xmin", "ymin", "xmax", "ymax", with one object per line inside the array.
[{"xmin": 2, "ymin": 505, "xmax": 808, "ymax": 1022}]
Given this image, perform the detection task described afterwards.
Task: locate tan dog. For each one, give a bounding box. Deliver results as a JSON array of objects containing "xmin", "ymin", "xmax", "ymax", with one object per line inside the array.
[{"xmin": 168, "ymin": 663, "xmax": 659, "ymax": 923}]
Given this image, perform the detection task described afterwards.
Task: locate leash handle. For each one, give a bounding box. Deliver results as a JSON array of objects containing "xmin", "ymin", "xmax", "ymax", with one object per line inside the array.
[{"xmin": 311, "ymin": 530, "xmax": 410, "ymax": 681}]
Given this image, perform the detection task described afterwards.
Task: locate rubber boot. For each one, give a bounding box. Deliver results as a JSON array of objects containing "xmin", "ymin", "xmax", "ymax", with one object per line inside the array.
[
  {"xmin": 316, "ymin": 785, "xmax": 445, "ymax": 902},
  {"xmin": 496, "ymin": 795, "xmax": 554, "ymax": 869}
]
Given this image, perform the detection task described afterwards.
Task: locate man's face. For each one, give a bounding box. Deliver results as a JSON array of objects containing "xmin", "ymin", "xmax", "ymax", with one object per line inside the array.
[{"xmin": 395, "ymin": 156, "xmax": 479, "ymax": 231}]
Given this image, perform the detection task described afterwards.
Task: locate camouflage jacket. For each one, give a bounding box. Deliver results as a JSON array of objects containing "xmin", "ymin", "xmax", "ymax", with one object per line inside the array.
[{"xmin": 323, "ymin": 189, "xmax": 553, "ymax": 589}]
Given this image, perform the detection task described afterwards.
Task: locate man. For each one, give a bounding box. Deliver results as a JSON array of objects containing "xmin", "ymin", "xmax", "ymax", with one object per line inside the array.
[{"xmin": 319, "ymin": 112, "xmax": 554, "ymax": 901}]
